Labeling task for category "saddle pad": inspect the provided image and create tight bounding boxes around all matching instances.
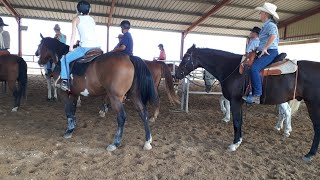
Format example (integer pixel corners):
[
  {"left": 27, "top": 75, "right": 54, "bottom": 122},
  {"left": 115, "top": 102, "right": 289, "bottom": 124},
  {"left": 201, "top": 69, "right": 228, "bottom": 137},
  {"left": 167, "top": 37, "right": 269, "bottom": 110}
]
[
  {"left": 262, "top": 59, "right": 297, "bottom": 76},
  {"left": 76, "top": 48, "right": 103, "bottom": 64}
]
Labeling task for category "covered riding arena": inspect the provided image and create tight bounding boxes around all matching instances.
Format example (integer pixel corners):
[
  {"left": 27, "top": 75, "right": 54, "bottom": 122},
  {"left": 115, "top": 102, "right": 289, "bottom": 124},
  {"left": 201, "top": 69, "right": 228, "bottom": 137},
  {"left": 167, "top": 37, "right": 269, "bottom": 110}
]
[{"left": 0, "top": 0, "right": 319, "bottom": 179}]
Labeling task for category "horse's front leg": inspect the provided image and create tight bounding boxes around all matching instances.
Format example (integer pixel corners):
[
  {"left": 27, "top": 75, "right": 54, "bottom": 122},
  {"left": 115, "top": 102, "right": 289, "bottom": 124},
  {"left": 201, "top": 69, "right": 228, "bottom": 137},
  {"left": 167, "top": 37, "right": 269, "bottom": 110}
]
[
  {"left": 63, "top": 94, "right": 78, "bottom": 139},
  {"left": 282, "top": 102, "right": 292, "bottom": 137},
  {"left": 228, "top": 100, "right": 243, "bottom": 152},
  {"left": 53, "top": 81, "right": 58, "bottom": 101},
  {"left": 46, "top": 76, "right": 52, "bottom": 101}
]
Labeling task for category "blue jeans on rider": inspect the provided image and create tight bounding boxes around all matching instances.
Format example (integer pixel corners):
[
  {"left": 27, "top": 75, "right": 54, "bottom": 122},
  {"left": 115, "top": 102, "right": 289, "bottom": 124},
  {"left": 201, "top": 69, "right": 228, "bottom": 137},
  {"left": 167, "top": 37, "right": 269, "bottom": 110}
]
[
  {"left": 60, "top": 47, "right": 93, "bottom": 80},
  {"left": 251, "top": 49, "right": 279, "bottom": 96}
]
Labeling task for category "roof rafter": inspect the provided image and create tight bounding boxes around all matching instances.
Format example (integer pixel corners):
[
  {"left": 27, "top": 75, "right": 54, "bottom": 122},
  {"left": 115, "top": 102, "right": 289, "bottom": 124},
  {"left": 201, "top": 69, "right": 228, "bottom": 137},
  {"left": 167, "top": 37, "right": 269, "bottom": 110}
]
[
  {"left": 278, "top": 4, "right": 320, "bottom": 29},
  {"left": 57, "top": 0, "right": 261, "bottom": 23},
  {"left": 184, "top": 0, "right": 231, "bottom": 33},
  {"left": 174, "top": 0, "right": 300, "bottom": 14},
  {"left": 0, "top": 0, "right": 20, "bottom": 21},
  {"left": 0, "top": 4, "right": 249, "bottom": 31},
  {"left": 107, "top": 0, "right": 116, "bottom": 26}
]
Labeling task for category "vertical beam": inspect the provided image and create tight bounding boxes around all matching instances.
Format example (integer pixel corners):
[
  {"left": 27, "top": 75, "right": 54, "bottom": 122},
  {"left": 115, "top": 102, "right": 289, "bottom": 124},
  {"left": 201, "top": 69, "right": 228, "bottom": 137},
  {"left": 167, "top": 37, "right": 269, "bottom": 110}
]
[
  {"left": 107, "top": 25, "right": 110, "bottom": 52},
  {"left": 283, "top": 26, "right": 287, "bottom": 40},
  {"left": 180, "top": 32, "right": 185, "bottom": 60},
  {"left": 180, "top": 31, "right": 185, "bottom": 111},
  {"left": 278, "top": 5, "right": 320, "bottom": 29},
  {"left": 1, "top": 0, "right": 22, "bottom": 56},
  {"left": 184, "top": 0, "right": 231, "bottom": 33},
  {"left": 17, "top": 17, "right": 22, "bottom": 57},
  {"left": 107, "top": 0, "right": 116, "bottom": 52}
]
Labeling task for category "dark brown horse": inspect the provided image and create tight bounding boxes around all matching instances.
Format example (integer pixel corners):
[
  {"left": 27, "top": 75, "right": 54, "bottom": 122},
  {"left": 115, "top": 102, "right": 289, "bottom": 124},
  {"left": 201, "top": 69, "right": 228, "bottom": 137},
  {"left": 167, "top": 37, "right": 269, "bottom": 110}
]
[
  {"left": 36, "top": 36, "right": 158, "bottom": 151},
  {"left": 0, "top": 54, "right": 27, "bottom": 111},
  {"left": 175, "top": 44, "right": 320, "bottom": 162}
]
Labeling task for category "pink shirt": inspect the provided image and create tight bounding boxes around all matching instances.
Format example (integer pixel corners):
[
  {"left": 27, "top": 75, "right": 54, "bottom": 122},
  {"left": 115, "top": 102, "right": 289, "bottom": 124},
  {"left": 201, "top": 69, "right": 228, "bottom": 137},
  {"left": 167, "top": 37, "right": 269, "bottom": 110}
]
[{"left": 159, "top": 50, "right": 166, "bottom": 60}]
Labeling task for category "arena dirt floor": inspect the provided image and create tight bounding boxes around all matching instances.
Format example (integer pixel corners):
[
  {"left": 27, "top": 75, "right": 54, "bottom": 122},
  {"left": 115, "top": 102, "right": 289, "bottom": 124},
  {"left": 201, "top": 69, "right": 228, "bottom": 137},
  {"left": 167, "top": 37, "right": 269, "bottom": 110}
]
[{"left": 0, "top": 75, "right": 319, "bottom": 179}]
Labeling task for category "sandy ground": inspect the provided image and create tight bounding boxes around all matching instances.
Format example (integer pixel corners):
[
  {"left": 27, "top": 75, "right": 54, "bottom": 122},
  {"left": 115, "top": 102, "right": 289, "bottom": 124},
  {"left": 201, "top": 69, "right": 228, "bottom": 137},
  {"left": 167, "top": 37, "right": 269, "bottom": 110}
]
[{"left": 0, "top": 75, "right": 319, "bottom": 179}]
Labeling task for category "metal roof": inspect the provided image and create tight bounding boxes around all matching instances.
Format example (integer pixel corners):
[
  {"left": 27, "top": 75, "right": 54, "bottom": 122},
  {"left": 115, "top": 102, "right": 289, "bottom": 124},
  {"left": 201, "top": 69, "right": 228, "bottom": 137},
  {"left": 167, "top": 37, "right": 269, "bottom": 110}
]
[{"left": 0, "top": 0, "right": 319, "bottom": 39}]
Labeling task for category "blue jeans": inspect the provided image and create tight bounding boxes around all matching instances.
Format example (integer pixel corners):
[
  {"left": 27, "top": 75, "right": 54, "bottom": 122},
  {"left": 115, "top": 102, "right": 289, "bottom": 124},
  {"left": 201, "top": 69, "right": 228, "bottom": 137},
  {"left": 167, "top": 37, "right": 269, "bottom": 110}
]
[
  {"left": 60, "top": 47, "right": 93, "bottom": 79},
  {"left": 251, "top": 49, "right": 278, "bottom": 96},
  {"left": 46, "top": 61, "right": 51, "bottom": 70}
]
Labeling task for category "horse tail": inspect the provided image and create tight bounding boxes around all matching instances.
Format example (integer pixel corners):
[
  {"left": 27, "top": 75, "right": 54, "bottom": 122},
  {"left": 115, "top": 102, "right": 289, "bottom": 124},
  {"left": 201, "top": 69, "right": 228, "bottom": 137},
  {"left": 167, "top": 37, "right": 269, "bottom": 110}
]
[
  {"left": 289, "top": 99, "right": 301, "bottom": 116},
  {"left": 130, "top": 56, "right": 159, "bottom": 106},
  {"left": 159, "top": 61, "right": 180, "bottom": 105},
  {"left": 17, "top": 57, "right": 28, "bottom": 99}
]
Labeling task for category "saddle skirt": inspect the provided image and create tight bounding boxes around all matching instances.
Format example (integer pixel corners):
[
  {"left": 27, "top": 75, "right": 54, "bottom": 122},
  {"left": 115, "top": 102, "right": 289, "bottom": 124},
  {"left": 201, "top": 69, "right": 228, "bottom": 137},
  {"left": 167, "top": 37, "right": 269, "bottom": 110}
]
[
  {"left": 75, "top": 48, "right": 103, "bottom": 63},
  {"left": 262, "top": 59, "right": 297, "bottom": 76},
  {"left": 239, "top": 52, "right": 298, "bottom": 76}
]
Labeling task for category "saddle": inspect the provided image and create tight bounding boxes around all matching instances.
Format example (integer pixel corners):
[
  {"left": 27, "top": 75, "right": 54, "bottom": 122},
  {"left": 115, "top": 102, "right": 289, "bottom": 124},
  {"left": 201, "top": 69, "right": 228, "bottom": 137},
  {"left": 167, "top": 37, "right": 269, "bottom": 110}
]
[
  {"left": 75, "top": 48, "right": 103, "bottom": 64},
  {"left": 239, "top": 52, "right": 297, "bottom": 76},
  {"left": 0, "top": 50, "right": 10, "bottom": 56}
]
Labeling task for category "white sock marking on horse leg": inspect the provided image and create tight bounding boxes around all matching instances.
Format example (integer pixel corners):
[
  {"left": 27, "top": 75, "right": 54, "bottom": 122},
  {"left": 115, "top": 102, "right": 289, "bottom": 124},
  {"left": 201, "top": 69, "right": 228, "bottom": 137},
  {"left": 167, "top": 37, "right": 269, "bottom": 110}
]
[
  {"left": 47, "top": 77, "right": 52, "bottom": 99},
  {"left": 143, "top": 135, "right": 152, "bottom": 150},
  {"left": 11, "top": 107, "right": 18, "bottom": 112},
  {"left": 80, "top": 89, "right": 90, "bottom": 97},
  {"left": 228, "top": 138, "right": 242, "bottom": 152}
]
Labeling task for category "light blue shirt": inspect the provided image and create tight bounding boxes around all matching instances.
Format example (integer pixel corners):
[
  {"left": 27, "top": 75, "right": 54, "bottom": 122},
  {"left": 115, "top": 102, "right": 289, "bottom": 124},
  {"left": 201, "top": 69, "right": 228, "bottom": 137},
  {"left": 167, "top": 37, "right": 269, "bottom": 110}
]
[
  {"left": 246, "top": 37, "right": 259, "bottom": 53},
  {"left": 258, "top": 19, "right": 279, "bottom": 51}
]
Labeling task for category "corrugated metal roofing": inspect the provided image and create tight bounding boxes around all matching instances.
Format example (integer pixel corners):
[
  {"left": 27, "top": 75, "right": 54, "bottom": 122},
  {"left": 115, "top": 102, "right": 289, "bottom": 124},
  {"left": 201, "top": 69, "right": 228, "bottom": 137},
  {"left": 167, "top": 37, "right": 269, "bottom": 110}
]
[{"left": 0, "top": 0, "right": 319, "bottom": 39}]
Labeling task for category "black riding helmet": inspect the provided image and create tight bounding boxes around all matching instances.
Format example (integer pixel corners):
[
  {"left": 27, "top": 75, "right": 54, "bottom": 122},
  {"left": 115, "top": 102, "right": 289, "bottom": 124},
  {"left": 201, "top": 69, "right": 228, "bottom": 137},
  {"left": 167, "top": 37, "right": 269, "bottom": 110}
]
[
  {"left": 77, "top": 0, "right": 90, "bottom": 15},
  {"left": 120, "top": 20, "right": 131, "bottom": 30}
]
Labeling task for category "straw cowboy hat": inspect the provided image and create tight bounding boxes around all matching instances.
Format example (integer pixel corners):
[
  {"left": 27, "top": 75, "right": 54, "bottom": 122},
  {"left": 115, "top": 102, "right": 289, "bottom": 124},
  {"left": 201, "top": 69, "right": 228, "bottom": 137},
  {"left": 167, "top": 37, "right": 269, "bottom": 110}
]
[{"left": 255, "top": 2, "right": 279, "bottom": 20}]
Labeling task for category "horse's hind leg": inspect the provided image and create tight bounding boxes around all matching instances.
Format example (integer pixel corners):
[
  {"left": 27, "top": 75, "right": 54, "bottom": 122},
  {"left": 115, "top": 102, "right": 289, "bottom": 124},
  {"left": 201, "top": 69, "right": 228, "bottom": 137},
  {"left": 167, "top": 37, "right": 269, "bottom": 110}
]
[
  {"left": 106, "top": 96, "right": 126, "bottom": 152},
  {"left": 63, "top": 94, "right": 78, "bottom": 139},
  {"left": 7, "top": 80, "right": 19, "bottom": 112},
  {"left": 303, "top": 102, "right": 320, "bottom": 162},
  {"left": 132, "top": 97, "right": 153, "bottom": 150}
]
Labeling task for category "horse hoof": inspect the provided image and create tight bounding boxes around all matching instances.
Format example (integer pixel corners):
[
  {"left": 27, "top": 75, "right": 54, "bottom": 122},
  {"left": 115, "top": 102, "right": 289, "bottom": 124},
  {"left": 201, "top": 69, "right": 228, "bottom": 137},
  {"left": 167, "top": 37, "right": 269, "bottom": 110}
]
[
  {"left": 222, "top": 118, "right": 230, "bottom": 123},
  {"left": 302, "top": 155, "right": 313, "bottom": 162},
  {"left": 64, "top": 133, "right": 72, "bottom": 139},
  {"left": 274, "top": 126, "right": 281, "bottom": 131},
  {"left": 143, "top": 142, "right": 152, "bottom": 150},
  {"left": 47, "top": 98, "right": 51, "bottom": 101},
  {"left": 106, "top": 144, "right": 117, "bottom": 152},
  {"left": 227, "top": 144, "right": 237, "bottom": 152},
  {"left": 149, "top": 117, "right": 155, "bottom": 123},
  {"left": 64, "top": 129, "right": 74, "bottom": 139},
  {"left": 11, "top": 107, "right": 18, "bottom": 112},
  {"left": 99, "top": 111, "right": 106, "bottom": 118}
]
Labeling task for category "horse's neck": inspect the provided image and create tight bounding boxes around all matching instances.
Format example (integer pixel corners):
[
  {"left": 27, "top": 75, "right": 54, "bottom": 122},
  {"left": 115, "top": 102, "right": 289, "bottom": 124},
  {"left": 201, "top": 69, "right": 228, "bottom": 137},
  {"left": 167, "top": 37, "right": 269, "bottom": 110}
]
[{"left": 199, "top": 53, "right": 241, "bottom": 82}]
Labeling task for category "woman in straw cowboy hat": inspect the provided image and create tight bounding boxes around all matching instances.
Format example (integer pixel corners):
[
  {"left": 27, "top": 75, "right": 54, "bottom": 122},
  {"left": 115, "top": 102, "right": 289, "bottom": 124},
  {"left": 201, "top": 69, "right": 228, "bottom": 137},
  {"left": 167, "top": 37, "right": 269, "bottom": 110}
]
[{"left": 243, "top": 2, "right": 280, "bottom": 104}]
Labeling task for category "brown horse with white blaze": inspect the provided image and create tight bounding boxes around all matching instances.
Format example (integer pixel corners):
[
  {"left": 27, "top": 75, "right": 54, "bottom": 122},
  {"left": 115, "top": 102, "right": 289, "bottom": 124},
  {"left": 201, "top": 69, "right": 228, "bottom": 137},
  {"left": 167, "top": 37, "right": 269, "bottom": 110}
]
[{"left": 36, "top": 35, "right": 159, "bottom": 151}]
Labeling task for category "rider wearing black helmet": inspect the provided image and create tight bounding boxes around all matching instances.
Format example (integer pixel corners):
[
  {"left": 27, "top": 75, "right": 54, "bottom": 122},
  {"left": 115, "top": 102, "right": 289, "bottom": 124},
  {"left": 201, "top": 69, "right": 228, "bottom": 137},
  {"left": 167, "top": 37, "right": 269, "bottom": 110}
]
[
  {"left": 112, "top": 20, "right": 133, "bottom": 56},
  {"left": 60, "top": 0, "right": 100, "bottom": 91}
]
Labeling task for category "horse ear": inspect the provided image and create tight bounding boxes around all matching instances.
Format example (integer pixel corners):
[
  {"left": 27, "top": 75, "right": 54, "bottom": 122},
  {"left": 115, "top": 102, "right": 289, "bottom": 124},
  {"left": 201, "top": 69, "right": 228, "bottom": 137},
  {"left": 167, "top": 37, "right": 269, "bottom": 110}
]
[
  {"left": 40, "top": 33, "right": 44, "bottom": 39},
  {"left": 192, "top": 44, "right": 196, "bottom": 49}
]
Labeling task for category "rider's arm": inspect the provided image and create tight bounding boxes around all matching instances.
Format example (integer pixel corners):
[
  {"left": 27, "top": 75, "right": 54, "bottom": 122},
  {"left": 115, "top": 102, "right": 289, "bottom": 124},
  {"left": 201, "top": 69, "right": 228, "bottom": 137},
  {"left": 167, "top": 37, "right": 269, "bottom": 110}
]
[
  {"left": 69, "top": 17, "right": 79, "bottom": 52},
  {"left": 113, "top": 45, "right": 126, "bottom": 52},
  {"left": 263, "top": 35, "right": 276, "bottom": 50}
]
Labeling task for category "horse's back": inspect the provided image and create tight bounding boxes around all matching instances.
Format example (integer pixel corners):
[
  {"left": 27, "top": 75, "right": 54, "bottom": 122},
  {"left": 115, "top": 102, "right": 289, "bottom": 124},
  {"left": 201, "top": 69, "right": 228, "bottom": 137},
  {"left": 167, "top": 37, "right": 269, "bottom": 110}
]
[{"left": 87, "top": 52, "right": 134, "bottom": 95}]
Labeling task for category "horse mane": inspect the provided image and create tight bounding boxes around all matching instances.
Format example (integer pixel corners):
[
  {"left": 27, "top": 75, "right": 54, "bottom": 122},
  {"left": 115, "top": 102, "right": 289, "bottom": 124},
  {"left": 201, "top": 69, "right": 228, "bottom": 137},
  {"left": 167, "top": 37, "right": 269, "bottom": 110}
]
[
  {"left": 42, "top": 37, "right": 69, "bottom": 57},
  {"left": 197, "top": 48, "right": 242, "bottom": 60}
]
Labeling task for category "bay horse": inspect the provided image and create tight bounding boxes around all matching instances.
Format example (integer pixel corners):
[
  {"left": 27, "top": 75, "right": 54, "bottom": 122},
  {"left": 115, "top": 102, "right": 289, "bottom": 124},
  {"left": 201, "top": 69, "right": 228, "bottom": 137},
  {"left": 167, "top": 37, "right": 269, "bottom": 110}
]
[
  {"left": 0, "top": 54, "right": 27, "bottom": 112},
  {"left": 36, "top": 35, "right": 159, "bottom": 151},
  {"left": 99, "top": 60, "right": 180, "bottom": 121},
  {"left": 175, "top": 44, "right": 320, "bottom": 162}
]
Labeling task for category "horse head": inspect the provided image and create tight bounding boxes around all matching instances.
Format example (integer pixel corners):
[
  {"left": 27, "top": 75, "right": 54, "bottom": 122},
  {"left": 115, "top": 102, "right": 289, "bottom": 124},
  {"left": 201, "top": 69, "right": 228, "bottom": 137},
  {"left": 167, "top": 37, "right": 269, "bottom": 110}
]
[
  {"left": 36, "top": 33, "right": 69, "bottom": 66},
  {"left": 175, "top": 44, "right": 200, "bottom": 79}
]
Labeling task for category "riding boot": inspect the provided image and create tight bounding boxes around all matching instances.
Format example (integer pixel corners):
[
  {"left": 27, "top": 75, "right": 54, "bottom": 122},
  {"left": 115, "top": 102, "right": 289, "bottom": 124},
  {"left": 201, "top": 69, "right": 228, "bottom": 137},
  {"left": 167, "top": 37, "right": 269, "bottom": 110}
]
[{"left": 60, "top": 79, "right": 70, "bottom": 91}]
